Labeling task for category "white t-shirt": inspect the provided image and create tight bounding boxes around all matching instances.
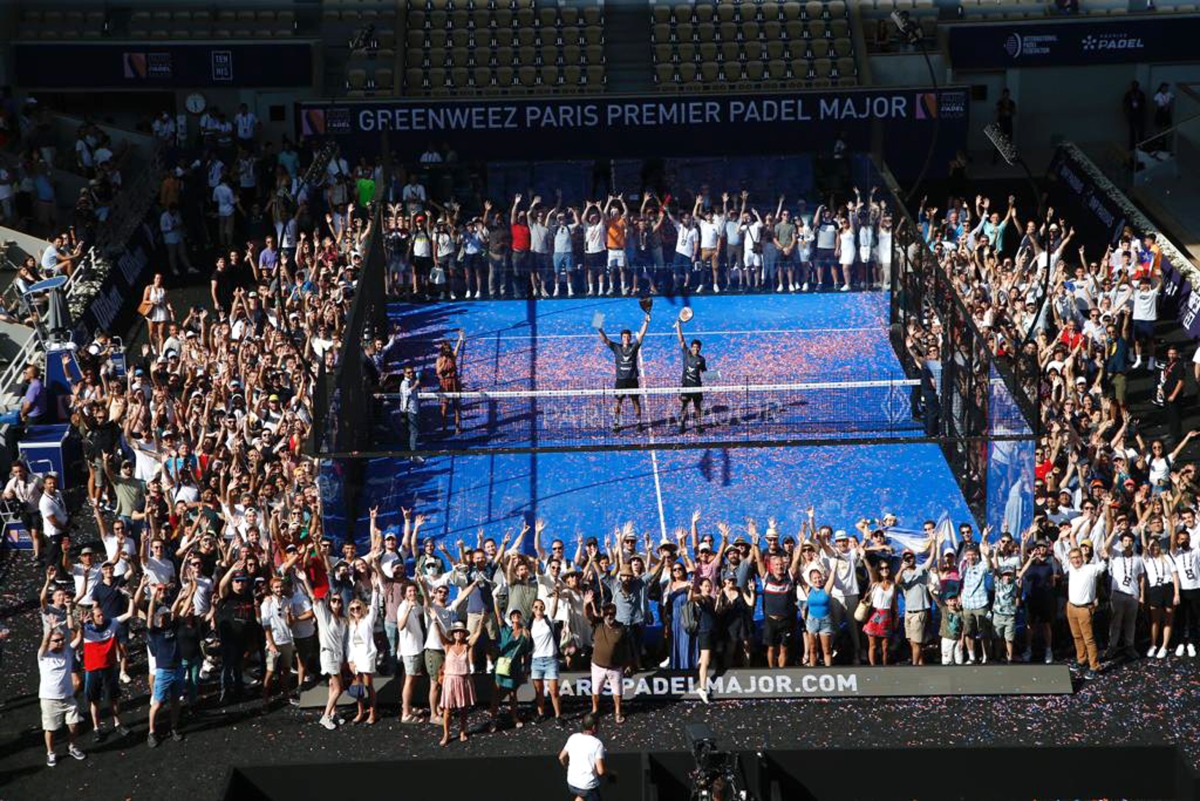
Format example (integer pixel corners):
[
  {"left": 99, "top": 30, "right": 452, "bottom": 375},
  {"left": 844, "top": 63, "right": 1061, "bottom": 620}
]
[
  {"left": 397, "top": 599, "right": 424, "bottom": 657},
  {"left": 1132, "top": 287, "right": 1159, "bottom": 322},
  {"left": 101, "top": 533, "right": 137, "bottom": 578},
  {"left": 1174, "top": 548, "right": 1200, "bottom": 591},
  {"left": 290, "top": 589, "right": 316, "bottom": 639},
  {"left": 423, "top": 603, "right": 455, "bottom": 651},
  {"left": 584, "top": 223, "right": 605, "bottom": 254},
  {"left": 72, "top": 563, "right": 102, "bottom": 606},
  {"left": 261, "top": 596, "right": 295, "bottom": 646},
  {"left": 530, "top": 616, "right": 557, "bottom": 659},
  {"left": 698, "top": 217, "right": 724, "bottom": 250},
  {"left": 40, "top": 245, "right": 62, "bottom": 272},
  {"left": 213, "top": 184, "right": 237, "bottom": 217},
  {"left": 144, "top": 555, "right": 176, "bottom": 587},
  {"left": 675, "top": 225, "right": 698, "bottom": 258},
  {"left": 39, "top": 491, "right": 68, "bottom": 538},
  {"left": 39, "top": 646, "right": 76, "bottom": 700},
  {"left": 563, "top": 732, "right": 605, "bottom": 791},
  {"left": 191, "top": 575, "right": 215, "bottom": 616},
  {"left": 1066, "top": 561, "right": 1107, "bottom": 605},
  {"left": 235, "top": 111, "right": 258, "bottom": 139}
]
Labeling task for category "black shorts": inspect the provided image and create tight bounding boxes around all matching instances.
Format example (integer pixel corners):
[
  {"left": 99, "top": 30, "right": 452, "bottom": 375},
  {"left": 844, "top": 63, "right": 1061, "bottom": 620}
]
[
  {"left": 412, "top": 255, "right": 433, "bottom": 275},
  {"left": 584, "top": 252, "right": 606, "bottom": 270},
  {"left": 1026, "top": 593, "right": 1055, "bottom": 625},
  {"left": 762, "top": 615, "right": 795, "bottom": 647},
  {"left": 295, "top": 634, "right": 318, "bottom": 668},
  {"left": 696, "top": 630, "right": 714, "bottom": 652},
  {"left": 85, "top": 666, "right": 119, "bottom": 703},
  {"left": 615, "top": 377, "right": 639, "bottom": 391},
  {"left": 681, "top": 389, "right": 703, "bottom": 407},
  {"left": 1145, "top": 584, "right": 1172, "bottom": 608}
]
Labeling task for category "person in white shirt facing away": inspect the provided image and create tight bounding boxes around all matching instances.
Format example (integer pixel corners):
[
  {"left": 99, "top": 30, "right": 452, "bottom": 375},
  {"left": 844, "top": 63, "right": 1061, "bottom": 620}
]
[{"left": 559, "top": 713, "right": 607, "bottom": 801}]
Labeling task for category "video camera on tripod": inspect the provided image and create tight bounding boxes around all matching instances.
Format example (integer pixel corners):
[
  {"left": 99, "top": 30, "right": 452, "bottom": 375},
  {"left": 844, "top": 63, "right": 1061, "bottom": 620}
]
[{"left": 685, "top": 723, "right": 752, "bottom": 801}]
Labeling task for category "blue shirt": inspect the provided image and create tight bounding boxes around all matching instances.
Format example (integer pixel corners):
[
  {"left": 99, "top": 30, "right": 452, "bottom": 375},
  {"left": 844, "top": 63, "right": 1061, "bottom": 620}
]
[
  {"left": 959, "top": 562, "right": 990, "bottom": 610},
  {"left": 23, "top": 378, "right": 47, "bottom": 421}
]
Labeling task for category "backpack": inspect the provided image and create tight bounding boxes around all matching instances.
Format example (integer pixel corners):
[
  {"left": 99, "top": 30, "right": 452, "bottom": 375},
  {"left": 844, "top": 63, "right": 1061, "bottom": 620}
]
[{"left": 680, "top": 600, "right": 700, "bottom": 635}]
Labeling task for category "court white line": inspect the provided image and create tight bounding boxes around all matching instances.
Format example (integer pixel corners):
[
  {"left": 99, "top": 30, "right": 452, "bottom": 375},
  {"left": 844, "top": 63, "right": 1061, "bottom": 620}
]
[
  {"left": 400, "top": 326, "right": 886, "bottom": 341},
  {"left": 399, "top": 377, "right": 920, "bottom": 401},
  {"left": 638, "top": 348, "right": 669, "bottom": 544}
]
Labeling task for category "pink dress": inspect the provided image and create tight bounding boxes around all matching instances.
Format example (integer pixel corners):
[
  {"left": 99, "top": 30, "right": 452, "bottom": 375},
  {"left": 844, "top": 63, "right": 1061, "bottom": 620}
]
[{"left": 440, "top": 646, "right": 475, "bottom": 711}]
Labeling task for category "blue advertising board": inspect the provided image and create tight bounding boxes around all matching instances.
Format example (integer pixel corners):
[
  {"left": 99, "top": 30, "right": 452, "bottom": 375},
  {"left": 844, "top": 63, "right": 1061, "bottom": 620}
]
[
  {"left": 299, "top": 87, "right": 970, "bottom": 182},
  {"left": 948, "top": 15, "right": 1200, "bottom": 70}
]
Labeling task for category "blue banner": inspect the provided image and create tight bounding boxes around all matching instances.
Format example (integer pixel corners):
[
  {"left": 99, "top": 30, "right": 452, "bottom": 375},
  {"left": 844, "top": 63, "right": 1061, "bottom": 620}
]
[
  {"left": 300, "top": 87, "right": 970, "bottom": 182},
  {"left": 73, "top": 214, "right": 160, "bottom": 345},
  {"left": 948, "top": 15, "right": 1200, "bottom": 69}
]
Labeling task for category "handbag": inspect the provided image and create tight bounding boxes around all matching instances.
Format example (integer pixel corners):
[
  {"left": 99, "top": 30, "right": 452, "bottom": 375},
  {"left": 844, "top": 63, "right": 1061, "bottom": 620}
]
[
  {"left": 854, "top": 598, "right": 871, "bottom": 623},
  {"left": 494, "top": 656, "right": 513, "bottom": 677},
  {"left": 137, "top": 298, "right": 154, "bottom": 317},
  {"left": 430, "top": 265, "right": 446, "bottom": 285}
]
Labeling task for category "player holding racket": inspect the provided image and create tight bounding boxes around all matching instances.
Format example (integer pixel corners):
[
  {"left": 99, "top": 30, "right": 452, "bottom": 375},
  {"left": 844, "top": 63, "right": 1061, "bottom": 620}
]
[
  {"left": 675, "top": 308, "right": 707, "bottom": 434},
  {"left": 598, "top": 305, "right": 651, "bottom": 432}
]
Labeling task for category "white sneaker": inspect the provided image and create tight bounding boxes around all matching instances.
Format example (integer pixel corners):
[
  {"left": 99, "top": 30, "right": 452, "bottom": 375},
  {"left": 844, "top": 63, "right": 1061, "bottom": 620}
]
[
  {"left": 449, "top": 293, "right": 457, "bottom": 300},
  {"left": 980, "top": 650, "right": 988, "bottom": 665},
  {"left": 713, "top": 285, "right": 720, "bottom": 294},
  {"left": 1148, "top": 645, "right": 1159, "bottom": 658},
  {"left": 319, "top": 716, "right": 336, "bottom": 731},
  {"left": 68, "top": 744, "right": 86, "bottom": 761},
  {"left": 1156, "top": 646, "right": 1168, "bottom": 659},
  {"left": 1176, "top": 643, "right": 1186, "bottom": 657},
  {"left": 46, "top": 751, "right": 57, "bottom": 767},
  {"left": 1189, "top": 643, "right": 1197, "bottom": 657},
  {"left": 586, "top": 288, "right": 594, "bottom": 296},
  {"left": 553, "top": 288, "right": 560, "bottom": 297},
  {"left": 776, "top": 284, "right": 784, "bottom": 293},
  {"left": 567, "top": 288, "right": 575, "bottom": 297},
  {"left": 965, "top": 651, "right": 975, "bottom": 664},
  {"left": 801, "top": 282, "right": 810, "bottom": 291},
  {"left": 840, "top": 283, "right": 851, "bottom": 292},
  {"left": 1044, "top": 649, "right": 1053, "bottom": 664},
  {"left": 119, "top": 672, "right": 132, "bottom": 685},
  {"left": 694, "top": 285, "right": 703, "bottom": 293},
  {"left": 697, "top": 687, "right": 710, "bottom": 704},
  {"left": 1131, "top": 356, "right": 1143, "bottom": 370},
  {"left": 659, "top": 657, "right": 670, "bottom": 668}
]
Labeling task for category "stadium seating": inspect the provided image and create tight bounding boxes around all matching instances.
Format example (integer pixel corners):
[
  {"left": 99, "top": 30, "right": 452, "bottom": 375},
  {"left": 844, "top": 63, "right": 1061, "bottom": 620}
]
[
  {"left": 651, "top": 0, "right": 859, "bottom": 91},
  {"left": 17, "top": 4, "right": 298, "bottom": 41},
  {"left": 402, "top": 0, "right": 606, "bottom": 96}
]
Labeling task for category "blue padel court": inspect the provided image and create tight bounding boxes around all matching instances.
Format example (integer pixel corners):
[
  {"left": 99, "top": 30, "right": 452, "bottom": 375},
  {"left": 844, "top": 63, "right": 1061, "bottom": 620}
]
[
  {"left": 378, "top": 292, "right": 921, "bottom": 450},
  {"left": 335, "top": 293, "right": 972, "bottom": 544}
]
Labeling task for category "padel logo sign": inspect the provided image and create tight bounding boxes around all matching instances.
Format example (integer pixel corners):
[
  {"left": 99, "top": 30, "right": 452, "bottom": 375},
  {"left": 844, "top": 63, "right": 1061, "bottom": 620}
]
[
  {"left": 516, "top": 666, "right": 1073, "bottom": 701},
  {"left": 556, "top": 670, "right": 860, "bottom": 700},
  {"left": 950, "top": 16, "right": 1200, "bottom": 68}
]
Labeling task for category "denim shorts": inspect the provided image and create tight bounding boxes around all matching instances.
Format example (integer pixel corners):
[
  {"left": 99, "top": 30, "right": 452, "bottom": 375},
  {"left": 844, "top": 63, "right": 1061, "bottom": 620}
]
[
  {"left": 530, "top": 655, "right": 559, "bottom": 680},
  {"left": 153, "top": 667, "right": 184, "bottom": 704},
  {"left": 805, "top": 615, "right": 833, "bottom": 635}
]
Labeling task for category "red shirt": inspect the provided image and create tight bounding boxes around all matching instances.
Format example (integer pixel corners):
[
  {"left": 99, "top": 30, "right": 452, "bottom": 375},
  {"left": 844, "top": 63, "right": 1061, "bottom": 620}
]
[
  {"left": 1034, "top": 458, "right": 1053, "bottom": 482},
  {"left": 511, "top": 223, "right": 531, "bottom": 252},
  {"left": 82, "top": 619, "right": 120, "bottom": 671},
  {"left": 305, "top": 555, "right": 330, "bottom": 600},
  {"left": 1059, "top": 330, "right": 1083, "bottom": 350}
]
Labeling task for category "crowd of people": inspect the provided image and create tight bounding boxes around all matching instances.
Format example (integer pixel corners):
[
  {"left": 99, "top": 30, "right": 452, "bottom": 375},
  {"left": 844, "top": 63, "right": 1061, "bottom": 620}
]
[
  {"left": 23, "top": 482, "right": 1200, "bottom": 763},
  {"left": 3, "top": 113, "right": 1199, "bottom": 777},
  {"left": 6, "top": 122, "right": 377, "bottom": 764},
  {"left": 381, "top": 180, "right": 895, "bottom": 300}
]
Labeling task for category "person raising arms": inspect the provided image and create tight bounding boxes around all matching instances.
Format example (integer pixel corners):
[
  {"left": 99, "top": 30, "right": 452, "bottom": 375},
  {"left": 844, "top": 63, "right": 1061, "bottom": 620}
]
[
  {"left": 598, "top": 308, "right": 651, "bottom": 433},
  {"left": 675, "top": 317, "right": 707, "bottom": 435}
]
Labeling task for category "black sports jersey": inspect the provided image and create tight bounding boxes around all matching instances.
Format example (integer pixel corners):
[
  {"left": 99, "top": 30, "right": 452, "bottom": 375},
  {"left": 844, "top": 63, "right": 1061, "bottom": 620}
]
[
  {"left": 609, "top": 340, "right": 640, "bottom": 381},
  {"left": 682, "top": 348, "right": 706, "bottom": 387}
]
